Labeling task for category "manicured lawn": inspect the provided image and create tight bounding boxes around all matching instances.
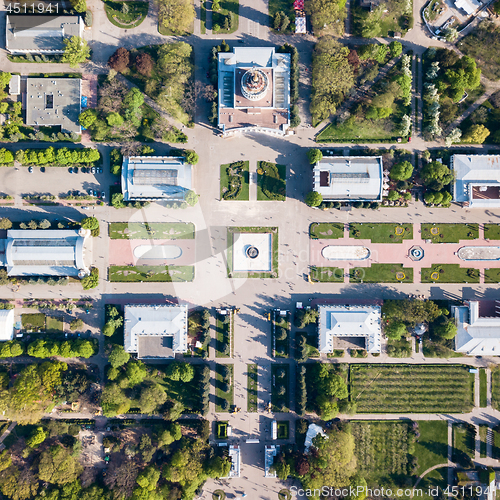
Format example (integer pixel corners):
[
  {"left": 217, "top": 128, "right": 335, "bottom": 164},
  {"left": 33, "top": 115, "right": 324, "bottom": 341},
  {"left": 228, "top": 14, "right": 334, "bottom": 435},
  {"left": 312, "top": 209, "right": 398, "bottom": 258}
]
[
  {"left": 271, "top": 363, "right": 289, "bottom": 413},
  {"left": 309, "top": 222, "right": 344, "bottom": 239},
  {"left": 103, "top": 0, "right": 148, "bottom": 28},
  {"left": 317, "top": 116, "right": 398, "bottom": 142},
  {"left": 247, "top": 364, "right": 258, "bottom": 412},
  {"left": 491, "top": 369, "right": 500, "bottom": 410},
  {"left": 108, "top": 265, "right": 194, "bottom": 282},
  {"left": 452, "top": 424, "right": 475, "bottom": 462},
  {"left": 421, "top": 264, "right": 479, "bottom": 284},
  {"left": 310, "top": 267, "right": 344, "bottom": 282},
  {"left": 21, "top": 313, "right": 46, "bottom": 332},
  {"left": 277, "top": 421, "right": 289, "bottom": 439},
  {"left": 212, "top": 0, "right": 239, "bottom": 34},
  {"left": 216, "top": 311, "right": 231, "bottom": 358},
  {"left": 485, "top": 269, "right": 500, "bottom": 283},
  {"left": 351, "top": 421, "right": 411, "bottom": 482},
  {"left": 350, "top": 264, "right": 413, "bottom": 283},
  {"left": 480, "top": 369, "right": 487, "bottom": 408},
  {"left": 413, "top": 421, "right": 449, "bottom": 475},
  {"left": 353, "top": 0, "right": 412, "bottom": 37},
  {"left": 350, "top": 223, "right": 413, "bottom": 243},
  {"left": 109, "top": 222, "right": 195, "bottom": 239},
  {"left": 201, "top": 0, "right": 206, "bottom": 34},
  {"left": 295, "top": 332, "right": 320, "bottom": 359},
  {"left": 386, "top": 337, "right": 412, "bottom": 357},
  {"left": 484, "top": 224, "right": 500, "bottom": 240},
  {"left": 479, "top": 425, "right": 488, "bottom": 458},
  {"left": 350, "top": 364, "right": 474, "bottom": 413},
  {"left": 494, "top": 429, "right": 500, "bottom": 459},
  {"left": 215, "top": 363, "right": 234, "bottom": 412},
  {"left": 227, "top": 227, "right": 279, "bottom": 278},
  {"left": 257, "top": 162, "right": 286, "bottom": 201},
  {"left": 220, "top": 161, "right": 249, "bottom": 201},
  {"left": 274, "top": 313, "right": 290, "bottom": 358},
  {"left": 46, "top": 316, "right": 64, "bottom": 334},
  {"left": 421, "top": 223, "right": 479, "bottom": 243}
]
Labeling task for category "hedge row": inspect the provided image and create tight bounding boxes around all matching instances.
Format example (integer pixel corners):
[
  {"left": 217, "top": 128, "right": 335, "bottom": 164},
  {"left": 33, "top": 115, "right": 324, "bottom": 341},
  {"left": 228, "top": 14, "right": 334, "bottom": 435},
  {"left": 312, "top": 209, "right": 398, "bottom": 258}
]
[{"left": 0, "top": 146, "right": 100, "bottom": 167}]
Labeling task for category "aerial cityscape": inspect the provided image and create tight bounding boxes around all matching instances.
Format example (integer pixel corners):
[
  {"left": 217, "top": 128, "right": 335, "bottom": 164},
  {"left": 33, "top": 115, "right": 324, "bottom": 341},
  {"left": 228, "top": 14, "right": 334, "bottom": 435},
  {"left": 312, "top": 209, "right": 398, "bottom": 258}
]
[{"left": 0, "top": 0, "right": 500, "bottom": 498}]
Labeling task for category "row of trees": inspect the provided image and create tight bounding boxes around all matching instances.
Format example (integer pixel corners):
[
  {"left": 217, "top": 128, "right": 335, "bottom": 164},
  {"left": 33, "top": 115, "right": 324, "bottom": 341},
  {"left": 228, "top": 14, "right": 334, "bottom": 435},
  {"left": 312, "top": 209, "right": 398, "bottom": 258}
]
[
  {"left": 4, "top": 147, "right": 101, "bottom": 167},
  {"left": 27, "top": 339, "right": 96, "bottom": 359}
]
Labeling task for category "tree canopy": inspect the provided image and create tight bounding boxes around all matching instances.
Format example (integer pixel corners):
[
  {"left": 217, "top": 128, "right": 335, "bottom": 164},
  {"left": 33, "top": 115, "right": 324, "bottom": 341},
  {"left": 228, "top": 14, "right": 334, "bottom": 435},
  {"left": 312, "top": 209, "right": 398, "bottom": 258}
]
[{"left": 62, "top": 37, "right": 90, "bottom": 68}]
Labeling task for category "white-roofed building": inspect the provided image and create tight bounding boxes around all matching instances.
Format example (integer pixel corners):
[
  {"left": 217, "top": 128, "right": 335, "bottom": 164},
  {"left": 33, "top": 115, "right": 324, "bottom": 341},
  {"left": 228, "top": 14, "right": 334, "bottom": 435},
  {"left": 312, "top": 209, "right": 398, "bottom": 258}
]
[
  {"left": 0, "top": 229, "right": 90, "bottom": 277},
  {"left": 318, "top": 304, "right": 382, "bottom": 354},
  {"left": 218, "top": 47, "right": 290, "bottom": 136},
  {"left": 304, "top": 424, "right": 328, "bottom": 453},
  {"left": 454, "top": 0, "right": 481, "bottom": 15},
  {"left": 124, "top": 304, "right": 188, "bottom": 359},
  {"left": 265, "top": 445, "right": 279, "bottom": 477},
  {"left": 223, "top": 445, "right": 241, "bottom": 478},
  {"left": 0, "top": 310, "right": 15, "bottom": 341},
  {"left": 121, "top": 156, "right": 193, "bottom": 202},
  {"left": 452, "top": 301, "right": 500, "bottom": 355},
  {"left": 313, "top": 156, "right": 383, "bottom": 202},
  {"left": 452, "top": 155, "right": 500, "bottom": 208}
]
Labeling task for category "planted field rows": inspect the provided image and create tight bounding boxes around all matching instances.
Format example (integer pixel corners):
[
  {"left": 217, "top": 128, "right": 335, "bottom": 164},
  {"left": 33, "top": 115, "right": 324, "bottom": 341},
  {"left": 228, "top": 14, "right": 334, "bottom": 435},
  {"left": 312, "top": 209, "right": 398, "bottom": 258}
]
[
  {"left": 350, "top": 365, "right": 474, "bottom": 413},
  {"left": 351, "top": 421, "right": 410, "bottom": 480}
]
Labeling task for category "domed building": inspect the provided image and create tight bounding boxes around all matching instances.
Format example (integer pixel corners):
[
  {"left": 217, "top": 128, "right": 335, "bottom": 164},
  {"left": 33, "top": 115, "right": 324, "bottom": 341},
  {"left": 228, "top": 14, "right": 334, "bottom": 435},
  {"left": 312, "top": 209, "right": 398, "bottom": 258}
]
[{"left": 217, "top": 47, "right": 291, "bottom": 136}]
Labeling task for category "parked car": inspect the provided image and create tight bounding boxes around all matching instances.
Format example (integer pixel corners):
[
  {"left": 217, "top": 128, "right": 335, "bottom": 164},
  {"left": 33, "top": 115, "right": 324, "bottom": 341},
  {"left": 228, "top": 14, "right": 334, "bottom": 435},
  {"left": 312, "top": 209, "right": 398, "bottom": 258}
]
[
  {"left": 74, "top": 167, "right": 79, "bottom": 173},
  {"left": 68, "top": 167, "right": 73, "bottom": 173},
  {"left": 101, "top": 192, "right": 106, "bottom": 200},
  {"left": 98, "top": 168, "right": 103, "bottom": 174},
  {"left": 91, "top": 167, "right": 96, "bottom": 174},
  {"left": 87, "top": 189, "right": 93, "bottom": 196},
  {"left": 28, "top": 166, "right": 33, "bottom": 173}
]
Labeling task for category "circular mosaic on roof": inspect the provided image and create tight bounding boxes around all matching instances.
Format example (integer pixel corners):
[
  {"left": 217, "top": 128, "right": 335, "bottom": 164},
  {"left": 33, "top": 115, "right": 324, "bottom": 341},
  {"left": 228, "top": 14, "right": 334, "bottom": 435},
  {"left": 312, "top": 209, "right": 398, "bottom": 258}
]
[{"left": 241, "top": 68, "right": 269, "bottom": 101}]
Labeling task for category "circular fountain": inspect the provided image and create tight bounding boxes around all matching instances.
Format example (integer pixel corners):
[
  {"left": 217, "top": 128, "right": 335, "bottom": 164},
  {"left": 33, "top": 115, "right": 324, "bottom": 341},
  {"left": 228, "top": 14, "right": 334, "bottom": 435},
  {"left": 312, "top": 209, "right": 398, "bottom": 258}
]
[
  {"left": 246, "top": 246, "right": 260, "bottom": 259},
  {"left": 409, "top": 245, "right": 424, "bottom": 261}
]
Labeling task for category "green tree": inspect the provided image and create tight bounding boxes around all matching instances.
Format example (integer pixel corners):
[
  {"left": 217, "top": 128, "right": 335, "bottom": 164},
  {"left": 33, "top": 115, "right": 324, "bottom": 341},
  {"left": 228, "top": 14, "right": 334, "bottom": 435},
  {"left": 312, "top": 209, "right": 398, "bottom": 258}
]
[
  {"left": 26, "top": 426, "right": 48, "bottom": 448},
  {"left": 204, "top": 455, "right": 231, "bottom": 478},
  {"left": 390, "top": 161, "right": 413, "bottom": 181},
  {"left": 62, "top": 36, "right": 90, "bottom": 68},
  {"left": 38, "top": 446, "right": 84, "bottom": 485},
  {"left": 184, "top": 190, "right": 198, "bottom": 206},
  {"left": 0, "top": 72, "right": 11, "bottom": 90},
  {"left": 389, "top": 41, "right": 403, "bottom": 57},
  {"left": 138, "top": 383, "right": 167, "bottom": 414},
  {"left": 125, "top": 361, "right": 147, "bottom": 387},
  {"left": 382, "top": 299, "right": 441, "bottom": 326},
  {"left": 0, "top": 218, "right": 12, "bottom": 230},
  {"left": 434, "top": 321, "right": 457, "bottom": 339},
  {"left": 159, "top": 0, "right": 195, "bottom": 33},
  {"left": 101, "top": 383, "right": 131, "bottom": 417},
  {"left": 305, "top": 191, "right": 322, "bottom": 207},
  {"left": 112, "top": 192, "right": 126, "bottom": 208},
  {"left": 273, "top": 11, "right": 282, "bottom": 30},
  {"left": 305, "top": 0, "right": 347, "bottom": 34},
  {"left": 109, "top": 345, "right": 130, "bottom": 368},
  {"left": 124, "top": 88, "right": 144, "bottom": 110},
  {"left": 307, "top": 148, "right": 323, "bottom": 164},
  {"left": 107, "top": 112, "right": 124, "bottom": 126},
  {"left": 79, "top": 109, "right": 97, "bottom": 129},
  {"left": 420, "top": 161, "right": 454, "bottom": 190},
  {"left": 185, "top": 150, "right": 199, "bottom": 165},
  {"left": 462, "top": 124, "right": 490, "bottom": 144},
  {"left": 158, "top": 422, "right": 182, "bottom": 446},
  {"left": 80, "top": 216, "right": 99, "bottom": 231},
  {"left": 69, "top": 0, "right": 86, "bottom": 12},
  {"left": 385, "top": 321, "right": 407, "bottom": 340}
]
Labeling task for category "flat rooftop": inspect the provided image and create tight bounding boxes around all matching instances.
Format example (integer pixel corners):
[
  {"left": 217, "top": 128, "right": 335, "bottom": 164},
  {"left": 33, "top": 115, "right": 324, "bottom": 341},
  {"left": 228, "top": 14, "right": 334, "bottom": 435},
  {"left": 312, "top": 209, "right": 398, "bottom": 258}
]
[
  {"left": 6, "top": 15, "right": 82, "bottom": 54},
  {"left": 26, "top": 78, "right": 81, "bottom": 134}
]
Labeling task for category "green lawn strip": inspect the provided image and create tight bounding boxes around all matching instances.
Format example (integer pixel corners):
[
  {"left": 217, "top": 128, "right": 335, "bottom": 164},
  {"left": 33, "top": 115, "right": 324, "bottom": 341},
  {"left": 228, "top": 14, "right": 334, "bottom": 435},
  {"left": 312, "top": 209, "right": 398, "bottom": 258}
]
[
  {"left": 227, "top": 227, "right": 279, "bottom": 278},
  {"left": 108, "top": 265, "right": 194, "bottom": 282},
  {"left": 271, "top": 363, "right": 290, "bottom": 413},
  {"left": 351, "top": 421, "right": 411, "bottom": 483},
  {"left": 485, "top": 269, "right": 500, "bottom": 283},
  {"left": 421, "top": 264, "right": 479, "bottom": 284},
  {"left": 492, "top": 369, "right": 500, "bottom": 410},
  {"left": 109, "top": 222, "right": 195, "bottom": 239},
  {"left": 452, "top": 424, "right": 475, "bottom": 463},
  {"left": 413, "top": 421, "right": 449, "bottom": 475},
  {"left": 480, "top": 369, "right": 487, "bottom": 408},
  {"left": 350, "top": 364, "right": 474, "bottom": 413},
  {"left": 201, "top": 0, "right": 207, "bottom": 34},
  {"left": 212, "top": 0, "right": 239, "bottom": 34},
  {"left": 310, "top": 267, "right": 344, "bottom": 283},
  {"left": 274, "top": 312, "right": 290, "bottom": 358},
  {"left": 220, "top": 161, "right": 250, "bottom": 201},
  {"left": 349, "top": 223, "right": 413, "bottom": 243},
  {"left": 421, "top": 223, "right": 479, "bottom": 243},
  {"left": 316, "top": 116, "right": 399, "bottom": 143},
  {"left": 215, "top": 363, "right": 234, "bottom": 412},
  {"left": 247, "top": 364, "right": 258, "bottom": 412},
  {"left": 494, "top": 429, "right": 500, "bottom": 459},
  {"left": 484, "top": 224, "right": 500, "bottom": 240},
  {"left": 103, "top": 0, "right": 148, "bottom": 28},
  {"left": 352, "top": 0, "right": 412, "bottom": 37},
  {"left": 479, "top": 425, "right": 488, "bottom": 458},
  {"left": 216, "top": 312, "right": 231, "bottom": 358},
  {"left": 350, "top": 264, "right": 413, "bottom": 283},
  {"left": 46, "top": 316, "right": 64, "bottom": 333},
  {"left": 298, "top": 332, "right": 320, "bottom": 358},
  {"left": 257, "top": 162, "right": 286, "bottom": 201},
  {"left": 309, "top": 222, "right": 344, "bottom": 239},
  {"left": 21, "top": 313, "right": 46, "bottom": 332}
]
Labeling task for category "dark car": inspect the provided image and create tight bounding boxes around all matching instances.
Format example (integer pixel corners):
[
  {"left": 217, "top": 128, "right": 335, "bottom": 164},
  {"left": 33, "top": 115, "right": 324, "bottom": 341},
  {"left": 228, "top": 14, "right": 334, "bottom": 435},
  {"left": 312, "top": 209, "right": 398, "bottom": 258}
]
[
  {"left": 28, "top": 166, "right": 33, "bottom": 173},
  {"left": 74, "top": 167, "right": 79, "bottom": 173},
  {"left": 68, "top": 167, "right": 73, "bottom": 173}
]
